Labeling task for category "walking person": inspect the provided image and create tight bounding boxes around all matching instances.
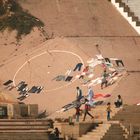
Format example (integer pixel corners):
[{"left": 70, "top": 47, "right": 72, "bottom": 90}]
[
  {"left": 83, "top": 99, "right": 94, "bottom": 121},
  {"left": 75, "top": 104, "right": 82, "bottom": 122},
  {"left": 106, "top": 102, "right": 112, "bottom": 121},
  {"left": 101, "top": 70, "right": 108, "bottom": 89},
  {"left": 76, "top": 87, "right": 82, "bottom": 101}
]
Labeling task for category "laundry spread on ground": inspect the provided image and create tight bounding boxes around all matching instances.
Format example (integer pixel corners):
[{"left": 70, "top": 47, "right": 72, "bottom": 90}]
[{"left": 3, "top": 53, "right": 125, "bottom": 107}]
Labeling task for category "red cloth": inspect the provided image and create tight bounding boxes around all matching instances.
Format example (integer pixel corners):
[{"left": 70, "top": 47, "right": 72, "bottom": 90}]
[
  {"left": 75, "top": 108, "right": 81, "bottom": 115},
  {"left": 83, "top": 66, "right": 89, "bottom": 73},
  {"left": 94, "top": 94, "right": 111, "bottom": 99},
  {"left": 85, "top": 104, "right": 90, "bottom": 111}
]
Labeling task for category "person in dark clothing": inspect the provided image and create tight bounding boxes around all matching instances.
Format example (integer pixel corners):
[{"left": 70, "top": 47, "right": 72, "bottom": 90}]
[
  {"left": 54, "top": 127, "right": 61, "bottom": 140},
  {"left": 73, "top": 63, "right": 83, "bottom": 71},
  {"left": 76, "top": 87, "right": 83, "bottom": 101},
  {"left": 115, "top": 60, "right": 124, "bottom": 67},
  {"left": 75, "top": 104, "right": 82, "bottom": 122},
  {"left": 114, "top": 95, "right": 123, "bottom": 108},
  {"left": 101, "top": 70, "right": 108, "bottom": 89},
  {"left": 83, "top": 99, "right": 94, "bottom": 121}
]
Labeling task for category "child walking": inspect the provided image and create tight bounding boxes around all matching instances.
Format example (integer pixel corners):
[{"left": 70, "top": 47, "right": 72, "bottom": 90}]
[
  {"left": 83, "top": 99, "right": 94, "bottom": 121},
  {"left": 106, "top": 102, "right": 112, "bottom": 121}
]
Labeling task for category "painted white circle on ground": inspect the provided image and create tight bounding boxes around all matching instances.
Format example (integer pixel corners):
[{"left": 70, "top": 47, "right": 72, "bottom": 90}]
[{"left": 13, "top": 50, "right": 85, "bottom": 92}]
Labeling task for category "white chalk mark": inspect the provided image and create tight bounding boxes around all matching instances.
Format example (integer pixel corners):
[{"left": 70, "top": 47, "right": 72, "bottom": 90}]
[{"left": 13, "top": 50, "right": 84, "bottom": 92}]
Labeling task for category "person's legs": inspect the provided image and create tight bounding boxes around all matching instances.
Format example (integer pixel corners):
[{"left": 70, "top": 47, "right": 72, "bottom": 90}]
[
  {"left": 107, "top": 111, "right": 110, "bottom": 121},
  {"left": 105, "top": 80, "right": 108, "bottom": 87},
  {"left": 73, "top": 64, "right": 78, "bottom": 71},
  {"left": 114, "top": 102, "right": 117, "bottom": 107},
  {"left": 118, "top": 102, "right": 122, "bottom": 107},
  {"left": 120, "top": 102, "right": 123, "bottom": 106},
  {"left": 87, "top": 111, "right": 94, "bottom": 119},
  {"left": 101, "top": 81, "right": 107, "bottom": 89},
  {"left": 101, "top": 82, "right": 104, "bottom": 89},
  {"left": 76, "top": 114, "right": 79, "bottom": 122},
  {"left": 83, "top": 111, "right": 87, "bottom": 121},
  {"left": 115, "top": 101, "right": 122, "bottom": 108}
]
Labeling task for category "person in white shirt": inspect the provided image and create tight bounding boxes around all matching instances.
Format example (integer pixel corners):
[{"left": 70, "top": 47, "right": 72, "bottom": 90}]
[{"left": 87, "top": 86, "right": 94, "bottom": 106}]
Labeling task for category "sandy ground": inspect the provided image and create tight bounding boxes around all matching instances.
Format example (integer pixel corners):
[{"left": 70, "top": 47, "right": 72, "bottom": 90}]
[
  {"left": 0, "top": 0, "right": 140, "bottom": 117},
  {"left": 18, "top": 0, "right": 137, "bottom": 37}
]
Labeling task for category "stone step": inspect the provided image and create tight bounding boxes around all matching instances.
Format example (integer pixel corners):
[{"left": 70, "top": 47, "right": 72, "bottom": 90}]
[
  {"left": 94, "top": 126, "right": 110, "bottom": 130},
  {"left": 0, "top": 121, "right": 50, "bottom": 125},
  {"left": 0, "top": 119, "right": 50, "bottom": 122},
  {"left": 0, "top": 138, "right": 49, "bottom": 140},
  {"left": 102, "top": 135, "right": 126, "bottom": 140},
  {"left": 0, "top": 127, "right": 49, "bottom": 131},
  {"left": 0, "top": 119, "right": 51, "bottom": 125},
  {"left": 0, "top": 123, "right": 49, "bottom": 126},
  {"left": 0, "top": 133, "right": 49, "bottom": 140},
  {"left": 117, "top": 110, "right": 140, "bottom": 113},
  {"left": 81, "top": 135, "right": 102, "bottom": 140},
  {"left": 114, "top": 113, "right": 140, "bottom": 116},
  {"left": 0, "top": 130, "right": 48, "bottom": 133},
  {"left": 112, "top": 117, "right": 140, "bottom": 121},
  {"left": 78, "top": 123, "right": 111, "bottom": 140},
  {"left": 106, "top": 131, "right": 125, "bottom": 135},
  {"left": 112, "top": 115, "right": 140, "bottom": 118},
  {"left": 87, "top": 132, "right": 105, "bottom": 137}
]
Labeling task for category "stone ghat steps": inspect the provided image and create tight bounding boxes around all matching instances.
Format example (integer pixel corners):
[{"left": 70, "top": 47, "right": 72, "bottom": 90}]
[
  {"left": 77, "top": 105, "right": 140, "bottom": 140},
  {"left": 0, "top": 119, "right": 52, "bottom": 132},
  {"left": 101, "top": 124, "right": 127, "bottom": 140},
  {"left": 0, "top": 132, "right": 49, "bottom": 140},
  {"left": 120, "top": 105, "right": 140, "bottom": 110},
  {"left": 101, "top": 135, "right": 125, "bottom": 140},
  {"left": 0, "top": 119, "right": 51, "bottom": 124},
  {"left": 78, "top": 122, "right": 128, "bottom": 140},
  {"left": 0, "top": 126, "right": 49, "bottom": 130},
  {"left": 0, "top": 130, "right": 49, "bottom": 133},
  {"left": 111, "top": 105, "right": 140, "bottom": 123},
  {"left": 78, "top": 123, "right": 111, "bottom": 140},
  {"left": 122, "top": 0, "right": 140, "bottom": 20},
  {"left": 0, "top": 119, "right": 50, "bottom": 122},
  {"left": 0, "top": 123, "right": 49, "bottom": 126}
]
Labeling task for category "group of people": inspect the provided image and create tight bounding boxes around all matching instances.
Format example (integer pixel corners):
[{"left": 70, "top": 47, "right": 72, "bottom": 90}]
[
  {"left": 75, "top": 86, "right": 94, "bottom": 122},
  {"left": 106, "top": 95, "right": 123, "bottom": 121},
  {"left": 75, "top": 86, "right": 123, "bottom": 122}
]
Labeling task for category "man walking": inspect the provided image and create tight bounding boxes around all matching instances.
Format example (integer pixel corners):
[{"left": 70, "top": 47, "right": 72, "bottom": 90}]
[
  {"left": 101, "top": 70, "right": 108, "bottom": 89},
  {"left": 83, "top": 99, "right": 94, "bottom": 121}
]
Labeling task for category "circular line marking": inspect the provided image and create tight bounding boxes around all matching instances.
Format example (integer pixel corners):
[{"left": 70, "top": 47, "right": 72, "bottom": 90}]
[{"left": 13, "top": 50, "right": 85, "bottom": 92}]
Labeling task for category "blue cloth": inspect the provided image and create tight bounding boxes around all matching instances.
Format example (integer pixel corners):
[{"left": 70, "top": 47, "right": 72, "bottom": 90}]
[{"left": 88, "top": 88, "right": 94, "bottom": 101}]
